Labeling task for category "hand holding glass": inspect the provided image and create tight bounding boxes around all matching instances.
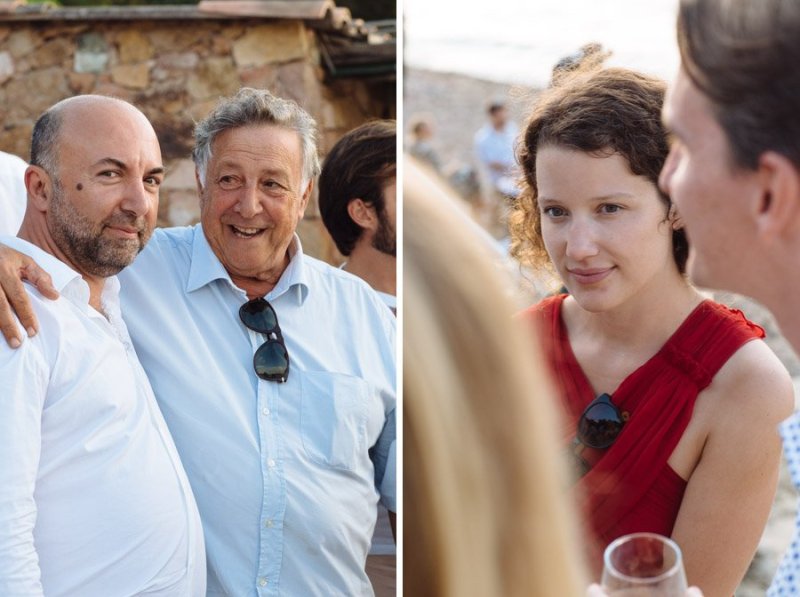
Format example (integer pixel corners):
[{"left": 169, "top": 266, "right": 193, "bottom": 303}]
[{"left": 601, "top": 533, "right": 688, "bottom": 596}]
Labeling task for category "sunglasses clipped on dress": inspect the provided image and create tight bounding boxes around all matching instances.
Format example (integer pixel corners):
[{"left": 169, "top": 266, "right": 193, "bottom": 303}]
[{"left": 571, "top": 392, "right": 626, "bottom": 478}]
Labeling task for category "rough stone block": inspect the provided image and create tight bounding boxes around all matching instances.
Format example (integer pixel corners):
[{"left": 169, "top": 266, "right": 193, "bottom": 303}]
[
  {"left": 67, "top": 72, "right": 96, "bottom": 95},
  {"left": 240, "top": 64, "right": 277, "bottom": 90},
  {"left": 31, "top": 37, "right": 73, "bottom": 70},
  {"left": 156, "top": 51, "right": 199, "bottom": 71},
  {"left": 74, "top": 33, "right": 109, "bottom": 74},
  {"left": 116, "top": 30, "right": 153, "bottom": 64},
  {"left": 7, "top": 29, "right": 38, "bottom": 60},
  {"left": 111, "top": 63, "right": 150, "bottom": 89},
  {"left": 187, "top": 56, "right": 239, "bottom": 100},
  {"left": 4, "top": 67, "right": 68, "bottom": 116},
  {"left": 232, "top": 22, "right": 308, "bottom": 67}
]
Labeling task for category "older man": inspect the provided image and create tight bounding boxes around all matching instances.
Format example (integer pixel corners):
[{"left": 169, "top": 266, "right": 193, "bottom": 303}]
[
  {"left": 0, "top": 88, "right": 396, "bottom": 596},
  {"left": 0, "top": 95, "right": 204, "bottom": 596},
  {"left": 659, "top": 0, "right": 800, "bottom": 594}
]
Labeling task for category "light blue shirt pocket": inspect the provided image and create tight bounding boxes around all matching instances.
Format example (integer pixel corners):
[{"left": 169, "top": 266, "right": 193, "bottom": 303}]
[{"left": 300, "top": 371, "right": 370, "bottom": 471}]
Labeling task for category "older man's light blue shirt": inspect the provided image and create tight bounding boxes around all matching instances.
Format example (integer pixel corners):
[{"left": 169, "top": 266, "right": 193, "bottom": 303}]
[{"left": 118, "top": 224, "right": 396, "bottom": 597}]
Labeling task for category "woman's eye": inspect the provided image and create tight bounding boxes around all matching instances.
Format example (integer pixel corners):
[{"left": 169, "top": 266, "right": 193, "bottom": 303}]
[
  {"left": 543, "top": 206, "right": 566, "bottom": 218},
  {"left": 600, "top": 204, "right": 622, "bottom": 214}
]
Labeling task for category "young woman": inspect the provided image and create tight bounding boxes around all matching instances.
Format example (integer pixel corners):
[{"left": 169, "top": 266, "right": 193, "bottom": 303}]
[{"left": 508, "top": 64, "right": 794, "bottom": 596}]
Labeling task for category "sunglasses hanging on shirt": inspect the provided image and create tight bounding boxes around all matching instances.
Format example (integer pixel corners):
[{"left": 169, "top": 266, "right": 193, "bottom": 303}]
[{"left": 239, "top": 298, "right": 290, "bottom": 383}]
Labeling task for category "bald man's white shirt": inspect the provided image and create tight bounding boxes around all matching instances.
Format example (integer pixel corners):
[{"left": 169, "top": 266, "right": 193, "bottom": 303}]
[
  {"left": 0, "top": 151, "right": 26, "bottom": 235},
  {"left": 0, "top": 236, "right": 205, "bottom": 597}
]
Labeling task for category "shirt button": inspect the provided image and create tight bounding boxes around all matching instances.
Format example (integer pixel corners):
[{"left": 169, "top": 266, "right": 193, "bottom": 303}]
[
  {"left": 264, "top": 519, "right": 273, "bottom": 528},
  {"left": 262, "top": 407, "right": 270, "bottom": 416},
  {"left": 267, "top": 459, "right": 276, "bottom": 468},
  {"left": 258, "top": 577, "right": 268, "bottom": 587}
]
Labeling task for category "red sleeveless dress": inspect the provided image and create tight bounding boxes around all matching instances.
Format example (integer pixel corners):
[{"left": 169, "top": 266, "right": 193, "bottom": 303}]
[{"left": 524, "top": 294, "right": 765, "bottom": 562}]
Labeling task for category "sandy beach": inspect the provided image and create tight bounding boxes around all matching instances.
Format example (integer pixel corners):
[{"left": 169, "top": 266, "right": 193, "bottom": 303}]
[{"left": 405, "top": 66, "right": 800, "bottom": 594}]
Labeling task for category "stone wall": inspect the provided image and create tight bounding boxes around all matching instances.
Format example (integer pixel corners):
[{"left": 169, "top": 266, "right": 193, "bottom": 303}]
[{"left": 0, "top": 13, "right": 395, "bottom": 263}]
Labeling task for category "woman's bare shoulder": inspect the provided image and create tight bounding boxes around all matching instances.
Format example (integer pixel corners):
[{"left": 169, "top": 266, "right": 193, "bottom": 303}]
[{"left": 708, "top": 339, "right": 794, "bottom": 425}]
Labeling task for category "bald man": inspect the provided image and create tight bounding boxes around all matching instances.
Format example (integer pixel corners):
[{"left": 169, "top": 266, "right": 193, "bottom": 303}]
[{"left": 0, "top": 96, "right": 204, "bottom": 596}]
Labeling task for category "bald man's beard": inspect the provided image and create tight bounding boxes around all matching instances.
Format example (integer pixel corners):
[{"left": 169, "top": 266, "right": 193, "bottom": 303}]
[{"left": 48, "top": 182, "right": 152, "bottom": 277}]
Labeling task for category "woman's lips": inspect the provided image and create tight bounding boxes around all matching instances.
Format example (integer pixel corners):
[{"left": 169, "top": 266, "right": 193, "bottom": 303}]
[{"left": 568, "top": 267, "right": 614, "bottom": 284}]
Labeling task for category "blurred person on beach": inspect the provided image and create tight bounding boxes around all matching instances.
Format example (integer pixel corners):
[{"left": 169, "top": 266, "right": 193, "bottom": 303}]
[
  {"left": 0, "top": 150, "right": 27, "bottom": 235},
  {"left": 509, "top": 58, "right": 794, "bottom": 596},
  {"left": 474, "top": 99, "right": 520, "bottom": 236},
  {"left": 405, "top": 156, "right": 587, "bottom": 597},
  {"left": 408, "top": 114, "right": 443, "bottom": 173},
  {"left": 660, "top": 0, "right": 800, "bottom": 593},
  {"left": 0, "top": 95, "right": 204, "bottom": 596},
  {"left": 318, "top": 118, "right": 397, "bottom": 596},
  {"left": 474, "top": 99, "right": 519, "bottom": 199},
  {"left": 0, "top": 88, "right": 396, "bottom": 596}
]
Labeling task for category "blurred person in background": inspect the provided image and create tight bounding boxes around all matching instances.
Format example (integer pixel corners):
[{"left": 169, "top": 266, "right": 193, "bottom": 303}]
[
  {"left": 509, "top": 59, "right": 793, "bottom": 596},
  {"left": 661, "top": 0, "right": 800, "bottom": 593},
  {"left": 407, "top": 114, "right": 442, "bottom": 173},
  {"left": 404, "top": 156, "right": 586, "bottom": 597}
]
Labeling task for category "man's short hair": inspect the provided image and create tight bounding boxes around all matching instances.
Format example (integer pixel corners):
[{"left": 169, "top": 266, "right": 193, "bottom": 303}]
[
  {"left": 487, "top": 101, "right": 506, "bottom": 115},
  {"left": 192, "top": 87, "right": 321, "bottom": 188},
  {"left": 678, "top": 0, "right": 800, "bottom": 169},
  {"left": 318, "top": 120, "right": 396, "bottom": 256}
]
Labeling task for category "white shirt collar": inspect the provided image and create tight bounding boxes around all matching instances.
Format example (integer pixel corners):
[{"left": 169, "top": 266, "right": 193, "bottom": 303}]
[{"left": 0, "top": 235, "right": 121, "bottom": 310}]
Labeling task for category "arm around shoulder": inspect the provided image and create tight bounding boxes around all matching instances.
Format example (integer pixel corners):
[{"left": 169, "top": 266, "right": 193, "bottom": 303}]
[{"left": 0, "top": 241, "right": 58, "bottom": 348}]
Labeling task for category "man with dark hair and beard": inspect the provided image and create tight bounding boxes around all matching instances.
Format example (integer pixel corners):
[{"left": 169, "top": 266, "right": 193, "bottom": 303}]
[
  {"left": 0, "top": 95, "right": 204, "bottom": 595},
  {"left": 318, "top": 119, "right": 397, "bottom": 314},
  {"left": 317, "top": 119, "right": 397, "bottom": 595}
]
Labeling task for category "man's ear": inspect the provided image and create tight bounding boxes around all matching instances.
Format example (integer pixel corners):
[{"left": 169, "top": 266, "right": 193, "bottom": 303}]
[
  {"left": 668, "top": 203, "right": 685, "bottom": 231},
  {"left": 25, "top": 165, "right": 53, "bottom": 212},
  {"left": 347, "top": 198, "right": 377, "bottom": 230},
  {"left": 755, "top": 151, "right": 800, "bottom": 241},
  {"left": 195, "top": 168, "right": 204, "bottom": 196},
  {"left": 298, "top": 179, "right": 313, "bottom": 220}
]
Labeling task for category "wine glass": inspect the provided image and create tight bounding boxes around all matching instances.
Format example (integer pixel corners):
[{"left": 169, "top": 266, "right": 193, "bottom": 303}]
[{"left": 601, "top": 532, "right": 688, "bottom": 596}]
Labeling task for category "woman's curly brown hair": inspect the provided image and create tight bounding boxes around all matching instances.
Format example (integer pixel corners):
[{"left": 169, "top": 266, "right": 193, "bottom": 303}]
[{"left": 508, "top": 64, "right": 689, "bottom": 274}]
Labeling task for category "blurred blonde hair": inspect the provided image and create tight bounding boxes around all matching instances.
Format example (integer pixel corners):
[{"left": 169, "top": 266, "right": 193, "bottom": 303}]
[{"left": 404, "top": 157, "right": 586, "bottom": 597}]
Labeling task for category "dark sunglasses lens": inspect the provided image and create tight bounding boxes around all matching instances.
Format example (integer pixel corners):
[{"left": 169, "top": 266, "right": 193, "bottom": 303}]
[
  {"left": 240, "top": 299, "right": 278, "bottom": 333},
  {"left": 254, "top": 340, "right": 289, "bottom": 381},
  {"left": 578, "top": 402, "right": 623, "bottom": 449}
]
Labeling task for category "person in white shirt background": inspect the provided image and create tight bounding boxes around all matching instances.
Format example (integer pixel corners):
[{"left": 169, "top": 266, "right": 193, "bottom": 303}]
[
  {"left": 474, "top": 99, "right": 520, "bottom": 200},
  {"left": 0, "top": 87, "right": 396, "bottom": 597},
  {"left": 0, "top": 94, "right": 205, "bottom": 596},
  {"left": 317, "top": 118, "right": 397, "bottom": 596},
  {"left": 0, "top": 150, "right": 27, "bottom": 235}
]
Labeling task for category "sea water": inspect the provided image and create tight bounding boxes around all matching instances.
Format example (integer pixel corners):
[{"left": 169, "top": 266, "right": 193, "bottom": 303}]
[{"left": 405, "top": 0, "right": 681, "bottom": 88}]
